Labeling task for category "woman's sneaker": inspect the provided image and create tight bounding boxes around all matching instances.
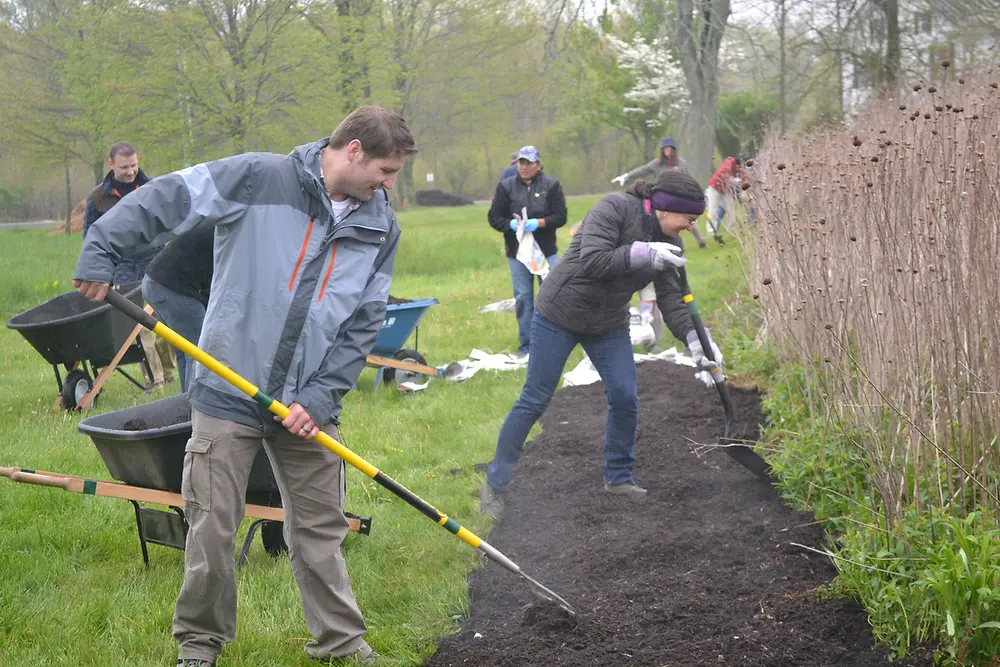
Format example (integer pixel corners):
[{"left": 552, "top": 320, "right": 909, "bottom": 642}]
[
  {"left": 479, "top": 481, "right": 505, "bottom": 517},
  {"left": 604, "top": 481, "right": 647, "bottom": 497}
]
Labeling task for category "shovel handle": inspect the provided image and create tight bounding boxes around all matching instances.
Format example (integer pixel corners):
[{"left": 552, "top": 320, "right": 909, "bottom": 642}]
[
  {"left": 676, "top": 267, "right": 731, "bottom": 434},
  {"left": 11, "top": 471, "right": 71, "bottom": 490}
]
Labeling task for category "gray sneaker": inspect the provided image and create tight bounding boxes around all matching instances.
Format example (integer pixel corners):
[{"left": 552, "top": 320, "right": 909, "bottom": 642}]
[
  {"left": 314, "top": 642, "right": 389, "bottom": 665},
  {"left": 604, "top": 481, "right": 648, "bottom": 497},
  {"left": 176, "top": 660, "right": 214, "bottom": 666},
  {"left": 479, "top": 481, "right": 505, "bottom": 517}
]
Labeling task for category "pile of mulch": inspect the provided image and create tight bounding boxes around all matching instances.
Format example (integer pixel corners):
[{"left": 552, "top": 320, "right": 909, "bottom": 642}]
[
  {"left": 425, "top": 360, "right": 934, "bottom": 666},
  {"left": 47, "top": 198, "right": 86, "bottom": 234},
  {"left": 414, "top": 189, "right": 474, "bottom": 207}
]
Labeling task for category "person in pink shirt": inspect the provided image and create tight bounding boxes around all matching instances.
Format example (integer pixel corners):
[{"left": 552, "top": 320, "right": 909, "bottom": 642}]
[{"left": 705, "top": 155, "right": 744, "bottom": 239}]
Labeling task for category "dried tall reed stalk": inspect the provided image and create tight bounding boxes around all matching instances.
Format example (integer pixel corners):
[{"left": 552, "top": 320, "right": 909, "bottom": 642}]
[{"left": 747, "top": 70, "right": 1000, "bottom": 528}]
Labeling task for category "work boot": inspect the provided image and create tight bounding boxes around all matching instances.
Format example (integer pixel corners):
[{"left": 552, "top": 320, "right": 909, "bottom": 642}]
[
  {"left": 604, "top": 481, "right": 648, "bottom": 497},
  {"left": 479, "top": 481, "right": 505, "bottom": 518}
]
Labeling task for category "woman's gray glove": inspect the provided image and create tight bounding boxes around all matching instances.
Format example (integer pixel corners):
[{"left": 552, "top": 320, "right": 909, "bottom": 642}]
[
  {"left": 629, "top": 241, "right": 687, "bottom": 271},
  {"left": 686, "top": 328, "right": 723, "bottom": 368}
]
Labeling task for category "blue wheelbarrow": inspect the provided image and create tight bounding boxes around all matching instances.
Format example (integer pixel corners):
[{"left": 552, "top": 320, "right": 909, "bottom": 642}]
[{"left": 367, "top": 298, "right": 463, "bottom": 389}]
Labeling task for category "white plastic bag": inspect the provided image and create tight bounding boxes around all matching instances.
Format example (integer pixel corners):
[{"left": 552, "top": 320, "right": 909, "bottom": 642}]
[
  {"left": 628, "top": 306, "right": 656, "bottom": 348},
  {"left": 514, "top": 206, "right": 550, "bottom": 278}
]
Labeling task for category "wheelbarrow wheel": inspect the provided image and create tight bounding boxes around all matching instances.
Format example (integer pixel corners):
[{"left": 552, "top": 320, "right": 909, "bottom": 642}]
[
  {"left": 60, "top": 369, "right": 93, "bottom": 411},
  {"left": 260, "top": 521, "right": 288, "bottom": 557},
  {"left": 382, "top": 348, "right": 428, "bottom": 388}
]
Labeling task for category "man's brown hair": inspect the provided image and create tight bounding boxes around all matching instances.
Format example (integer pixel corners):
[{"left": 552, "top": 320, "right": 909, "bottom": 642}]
[
  {"left": 330, "top": 106, "right": 418, "bottom": 160},
  {"left": 109, "top": 141, "right": 137, "bottom": 160}
]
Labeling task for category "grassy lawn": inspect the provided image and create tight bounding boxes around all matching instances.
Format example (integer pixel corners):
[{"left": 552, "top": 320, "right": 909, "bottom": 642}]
[{"left": 0, "top": 198, "right": 746, "bottom": 666}]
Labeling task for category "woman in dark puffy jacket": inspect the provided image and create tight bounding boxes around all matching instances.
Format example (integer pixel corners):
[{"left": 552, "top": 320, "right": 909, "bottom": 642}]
[{"left": 480, "top": 168, "right": 722, "bottom": 516}]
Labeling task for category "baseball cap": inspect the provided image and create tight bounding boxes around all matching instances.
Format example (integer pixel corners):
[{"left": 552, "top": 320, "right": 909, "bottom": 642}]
[{"left": 516, "top": 145, "right": 541, "bottom": 162}]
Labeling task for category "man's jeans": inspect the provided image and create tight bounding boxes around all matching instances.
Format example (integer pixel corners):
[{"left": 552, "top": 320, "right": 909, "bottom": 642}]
[
  {"left": 142, "top": 276, "right": 206, "bottom": 392},
  {"left": 509, "top": 253, "right": 558, "bottom": 355},
  {"left": 487, "top": 312, "right": 638, "bottom": 490}
]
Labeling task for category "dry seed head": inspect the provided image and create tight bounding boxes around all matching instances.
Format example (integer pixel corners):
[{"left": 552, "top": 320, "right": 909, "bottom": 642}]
[
  {"left": 777, "top": 163, "right": 786, "bottom": 170},
  {"left": 959, "top": 77, "right": 965, "bottom": 84},
  {"left": 929, "top": 85, "right": 938, "bottom": 93},
  {"left": 913, "top": 84, "right": 922, "bottom": 91},
  {"left": 899, "top": 104, "right": 907, "bottom": 111},
  {"left": 942, "top": 60, "right": 951, "bottom": 68},
  {"left": 763, "top": 278, "right": 772, "bottom": 285}
]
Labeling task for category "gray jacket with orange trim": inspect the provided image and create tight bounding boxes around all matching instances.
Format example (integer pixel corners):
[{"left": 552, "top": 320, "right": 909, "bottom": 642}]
[{"left": 74, "top": 138, "right": 400, "bottom": 432}]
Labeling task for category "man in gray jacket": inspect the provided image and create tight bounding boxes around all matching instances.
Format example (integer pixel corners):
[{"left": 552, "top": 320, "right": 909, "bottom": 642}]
[{"left": 74, "top": 105, "right": 417, "bottom": 666}]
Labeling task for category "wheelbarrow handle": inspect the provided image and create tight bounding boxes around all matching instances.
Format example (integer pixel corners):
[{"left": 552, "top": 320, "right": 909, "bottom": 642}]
[
  {"left": 99, "top": 288, "right": 574, "bottom": 613},
  {"left": 11, "top": 471, "right": 71, "bottom": 490}
]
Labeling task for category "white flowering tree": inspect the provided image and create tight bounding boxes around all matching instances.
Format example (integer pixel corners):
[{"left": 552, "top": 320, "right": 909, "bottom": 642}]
[{"left": 605, "top": 34, "right": 690, "bottom": 132}]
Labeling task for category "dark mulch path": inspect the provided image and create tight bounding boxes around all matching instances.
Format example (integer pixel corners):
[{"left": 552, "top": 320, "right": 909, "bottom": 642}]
[{"left": 424, "top": 360, "right": 933, "bottom": 666}]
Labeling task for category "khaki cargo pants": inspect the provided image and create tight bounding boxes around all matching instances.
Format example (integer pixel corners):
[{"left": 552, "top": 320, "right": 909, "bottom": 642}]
[
  {"left": 138, "top": 329, "right": 175, "bottom": 385},
  {"left": 173, "top": 409, "right": 367, "bottom": 664}
]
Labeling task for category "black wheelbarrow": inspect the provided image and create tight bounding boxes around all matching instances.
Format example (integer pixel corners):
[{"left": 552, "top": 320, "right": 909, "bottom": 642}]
[
  {"left": 74, "top": 394, "right": 371, "bottom": 567},
  {"left": 6, "top": 282, "right": 154, "bottom": 409}
]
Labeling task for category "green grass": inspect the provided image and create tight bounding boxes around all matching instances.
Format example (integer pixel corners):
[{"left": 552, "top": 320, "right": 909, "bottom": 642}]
[{"left": 0, "top": 200, "right": 745, "bottom": 666}]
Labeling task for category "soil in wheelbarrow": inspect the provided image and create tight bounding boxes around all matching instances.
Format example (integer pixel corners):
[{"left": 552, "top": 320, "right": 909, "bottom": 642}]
[{"left": 424, "top": 360, "right": 935, "bottom": 667}]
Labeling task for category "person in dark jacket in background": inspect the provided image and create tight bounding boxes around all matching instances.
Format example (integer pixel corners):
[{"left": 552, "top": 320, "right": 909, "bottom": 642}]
[
  {"left": 141, "top": 223, "right": 216, "bottom": 392},
  {"left": 84, "top": 140, "right": 174, "bottom": 387},
  {"left": 498, "top": 151, "right": 518, "bottom": 181},
  {"left": 487, "top": 145, "right": 568, "bottom": 358},
  {"left": 480, "top": 169, "right": 722, "bottom": 517}
]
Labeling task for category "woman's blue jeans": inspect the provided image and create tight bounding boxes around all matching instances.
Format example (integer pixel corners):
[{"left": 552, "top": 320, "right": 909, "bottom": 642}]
[
  {"left": 486, "top": 312, "right": 638, "bottom": 490},
  {"left": 509, "top": 254, "right": 558, "bottom": 356}
]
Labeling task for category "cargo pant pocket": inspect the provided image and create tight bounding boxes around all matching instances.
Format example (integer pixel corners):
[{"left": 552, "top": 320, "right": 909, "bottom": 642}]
[{"left": 182, "top": 434, "right": 214, "bottom": 512}]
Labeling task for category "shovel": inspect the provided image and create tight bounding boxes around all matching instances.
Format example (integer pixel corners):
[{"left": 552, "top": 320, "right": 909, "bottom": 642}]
[
  {"left": 677, "top": 267, "right": 772, "bottom": 482},
  {"left": 101, "top": 289, "right": 576, "bottom": 618}
]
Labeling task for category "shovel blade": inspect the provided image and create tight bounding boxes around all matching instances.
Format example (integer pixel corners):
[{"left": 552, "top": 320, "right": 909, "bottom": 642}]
[{"left": 724, "top": 444, "right": 772, "bottom": 482}]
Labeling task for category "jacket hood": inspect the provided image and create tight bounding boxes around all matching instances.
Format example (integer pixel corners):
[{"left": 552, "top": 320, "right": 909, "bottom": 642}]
[{"left": 290, "top": 138, "right": 330, "bottom": 204}]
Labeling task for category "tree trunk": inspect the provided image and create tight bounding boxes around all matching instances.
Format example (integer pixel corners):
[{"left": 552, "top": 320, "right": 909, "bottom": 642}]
[
  {"left": 883, "top": 0, "right": 900, "bottom": 86},
  {"left": 777, "top": 0, "right": 787, "bottom": 134},
  {"left": 65, "top": 163, "right": 72, "bottom": 235},
  {"left": 684, "top": 84, "right": 720, "bottom": 186},
  {"left": 834, "top": 0, "right": 845, "bottom": 118},
  {"left": 675, "top": 0, "right": 731, "bottom": 186}
]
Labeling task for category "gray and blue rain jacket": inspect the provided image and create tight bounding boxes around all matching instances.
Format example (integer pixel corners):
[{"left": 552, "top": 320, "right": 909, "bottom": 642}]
[{"left": 74, "top": 138, "right": 400, "bottom": 432}]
